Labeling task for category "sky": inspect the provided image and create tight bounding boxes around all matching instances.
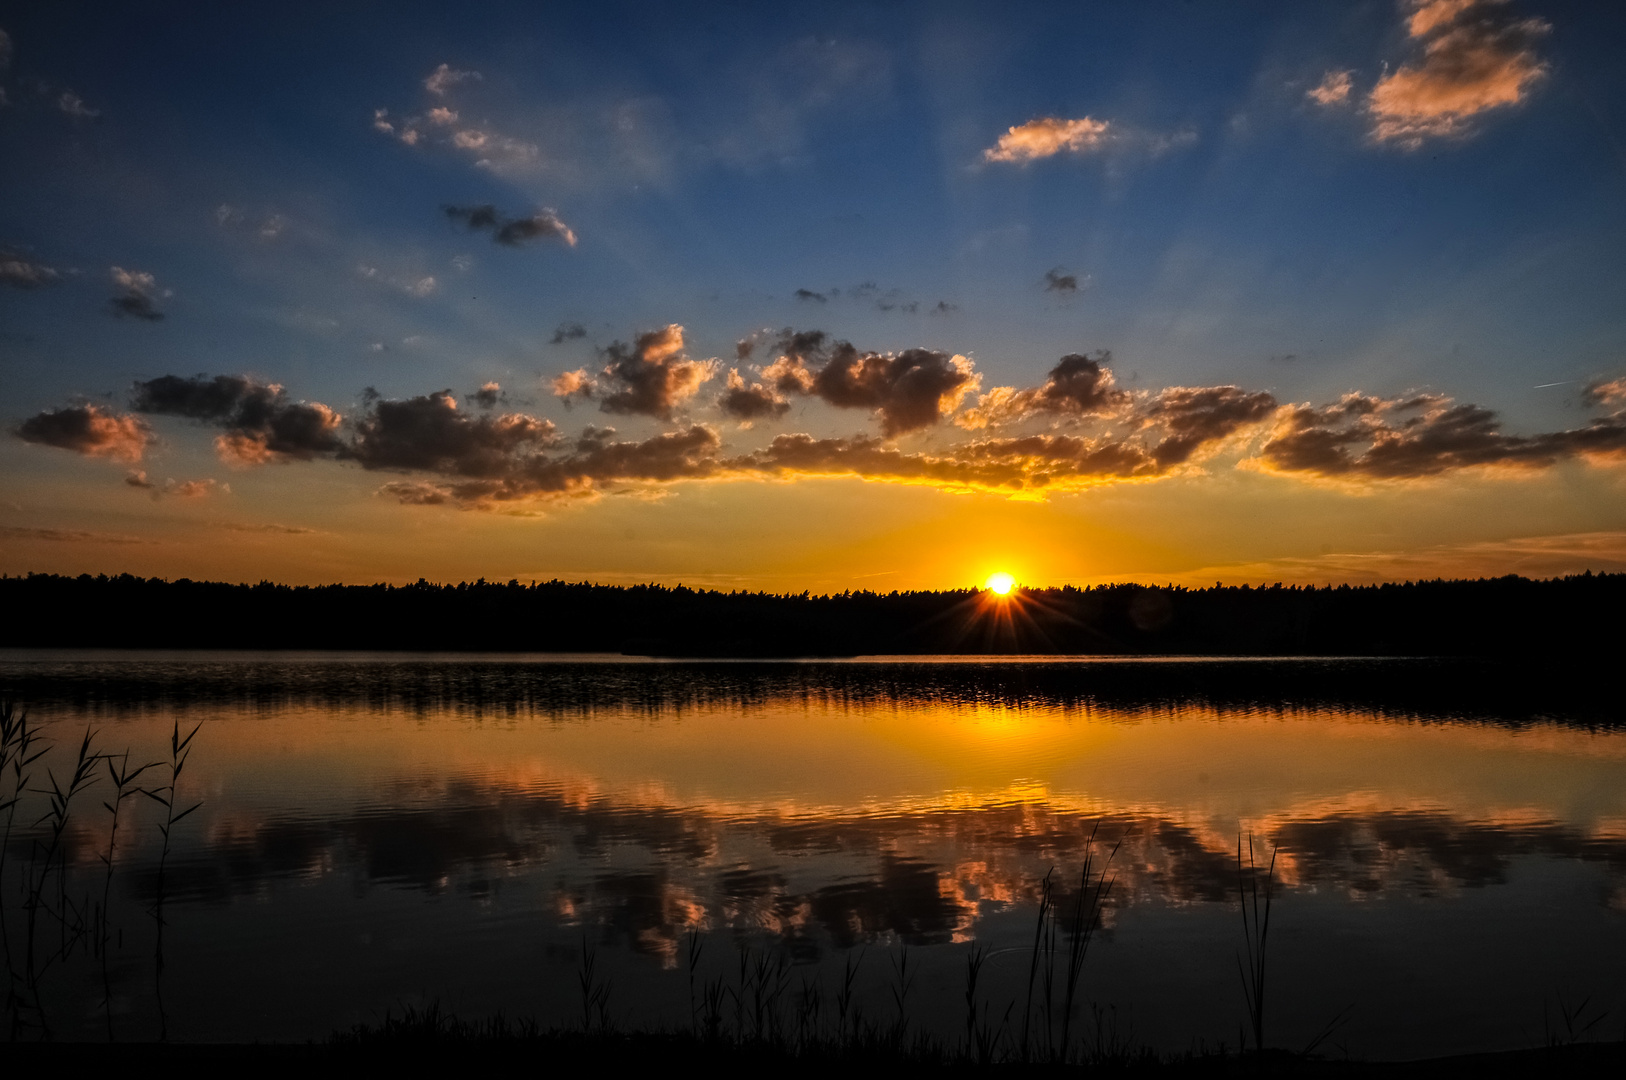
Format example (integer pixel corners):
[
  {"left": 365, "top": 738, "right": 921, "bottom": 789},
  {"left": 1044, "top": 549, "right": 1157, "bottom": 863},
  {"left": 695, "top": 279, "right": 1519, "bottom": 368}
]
[{"left": 2, "top": 0, "right": 1625, "bottom": 592}]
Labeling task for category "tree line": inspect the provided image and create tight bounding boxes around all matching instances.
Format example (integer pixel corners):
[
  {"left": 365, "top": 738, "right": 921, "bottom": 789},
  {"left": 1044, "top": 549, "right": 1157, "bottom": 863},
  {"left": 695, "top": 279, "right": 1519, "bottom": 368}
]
[{"left": 1, "top": 571, "right": 1619, "bottom": 657}]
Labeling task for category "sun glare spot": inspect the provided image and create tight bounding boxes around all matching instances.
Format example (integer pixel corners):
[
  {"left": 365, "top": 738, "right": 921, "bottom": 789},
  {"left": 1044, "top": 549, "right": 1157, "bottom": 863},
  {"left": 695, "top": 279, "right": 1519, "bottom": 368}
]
[{"left": 985, "top": 572, "right": 1015, "bottom": 595}]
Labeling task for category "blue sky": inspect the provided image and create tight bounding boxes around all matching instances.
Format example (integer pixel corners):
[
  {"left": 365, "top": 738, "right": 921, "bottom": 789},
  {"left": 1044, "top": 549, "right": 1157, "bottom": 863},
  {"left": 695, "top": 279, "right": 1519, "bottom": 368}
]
[{"left": 3, "top": 0, "right": 1625, "bottom": 588}]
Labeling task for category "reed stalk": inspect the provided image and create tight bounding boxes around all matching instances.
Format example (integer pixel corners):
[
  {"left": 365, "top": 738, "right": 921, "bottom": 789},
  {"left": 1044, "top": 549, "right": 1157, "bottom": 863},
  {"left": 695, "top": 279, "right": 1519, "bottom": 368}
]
[{"left": 1236, "top": 833, "right": 1277, "bottom": 1061}]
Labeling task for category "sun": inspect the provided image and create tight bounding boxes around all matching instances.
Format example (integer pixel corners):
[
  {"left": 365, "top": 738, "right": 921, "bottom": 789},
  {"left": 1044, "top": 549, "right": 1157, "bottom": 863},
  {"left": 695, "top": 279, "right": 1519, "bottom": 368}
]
[{"left": 984, "top": 571, "right": 1015, "bottom": 595}]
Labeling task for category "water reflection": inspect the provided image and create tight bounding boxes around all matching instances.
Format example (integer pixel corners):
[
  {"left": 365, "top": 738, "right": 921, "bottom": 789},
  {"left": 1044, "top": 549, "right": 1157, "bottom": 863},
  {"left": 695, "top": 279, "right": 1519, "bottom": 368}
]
[{"left": 0, "top": 653, "right": 1622, "bottom": 1055}]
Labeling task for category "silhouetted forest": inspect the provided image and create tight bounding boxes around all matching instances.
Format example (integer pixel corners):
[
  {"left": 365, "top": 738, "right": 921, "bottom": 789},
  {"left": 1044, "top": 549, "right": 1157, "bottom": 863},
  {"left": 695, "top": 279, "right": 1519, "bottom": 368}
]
[{"left": 1, "top": 571, "right": 1620, "bottom": 657}]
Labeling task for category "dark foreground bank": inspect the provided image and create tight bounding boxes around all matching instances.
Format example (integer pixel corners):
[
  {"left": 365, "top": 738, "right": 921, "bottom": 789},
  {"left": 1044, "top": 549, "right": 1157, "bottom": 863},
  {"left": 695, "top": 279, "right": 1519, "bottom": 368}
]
[
  {"left": 2, "top": 570, "right": 1623, "bottom": 657},
  {"left": 7, "top": 1034, "right": 1623, "bottom": 1077}
]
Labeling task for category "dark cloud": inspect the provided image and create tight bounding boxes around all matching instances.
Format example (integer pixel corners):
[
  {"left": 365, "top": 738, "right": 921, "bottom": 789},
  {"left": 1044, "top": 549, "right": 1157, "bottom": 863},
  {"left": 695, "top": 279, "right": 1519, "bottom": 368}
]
[
  {"left": 1256, "top": 391, "right": 1626, "bottom": 479},
  {"left": 375, "top": 424, "right": 723, "bottom": 508},
  {"left": 810, "top": 345, "right": 979, "bottom": 436},
  {"left": 1141, "top": 385, "right": 1279, "bottom": 468},
  {"left": 470, "top": 381, "right": 503, "bottom": 409},
  {"left": 443, "top": 204, "right": 577, "bottom": 247},
  {"left": 15, "top": 404, "right": 151, "bottom": 461},
  {"left": 931, "top": 301, "right": 959, "bottom": 315},
  {"left": 346, "top": 390, "right": 559, "bottom": 477},
  {"left": 793, "top": 288, "right": 827, "bottom": 303},
  {"left": 109, "top": 293, "right": 163, "bottom": 321},
  {"left": 959, "top": 352, "right": 1129, "bottom": 429},
  {"left": 108, "top": 267, "right": 165, "bottom": 321},
  {"left": 717, "top": 369, "right": 790, "bottom": 426},
  {"left": 1044, "top": 267, "right": 1079, "bottom": 293},
  {"left": 550, "top": 321, "right": 587, "bottom": 345},
  {"left": 750, "top": 330, "right": 979, "bottom": 436},
  {"left": 553, "top": 324, "right": 717, "bottom": 421},
  {"left": 0, "top": 248, "right": 60, "bottom": 289},
  {"left": 131, "top": 374, "right": 343, "bottom": 464}
]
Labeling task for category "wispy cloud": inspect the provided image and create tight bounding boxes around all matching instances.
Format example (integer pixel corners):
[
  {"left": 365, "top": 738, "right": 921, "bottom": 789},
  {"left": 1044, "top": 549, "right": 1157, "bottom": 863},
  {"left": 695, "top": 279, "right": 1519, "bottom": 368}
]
[
  {"left": 424, "top": 63, "right": 480, "bottom": 97},
  {"left": 124, "top": 471, "right": 226, "bottom": 499},
  {"left": 57, "top": 89, "right": 98, "bottom": 118},
  {"left": 0, "top": 247, "right": 61, "bottom": 289},
  {"left": 0, "top": 525, "right": 150, "bottom": 545},
  {"left": 1368, "top": 0, "right": 1549, "bottom": 146}
]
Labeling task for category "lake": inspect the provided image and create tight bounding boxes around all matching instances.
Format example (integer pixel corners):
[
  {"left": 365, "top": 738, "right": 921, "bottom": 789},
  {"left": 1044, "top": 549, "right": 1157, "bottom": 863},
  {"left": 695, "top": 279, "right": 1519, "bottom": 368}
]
[{"left": 1, "top": 652, "right": 1622, "bottom": 1058}]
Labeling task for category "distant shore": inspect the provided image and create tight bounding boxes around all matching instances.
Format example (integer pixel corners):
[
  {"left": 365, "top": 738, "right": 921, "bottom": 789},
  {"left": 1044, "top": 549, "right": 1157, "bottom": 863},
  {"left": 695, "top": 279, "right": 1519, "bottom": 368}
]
[{"left": 2, "top": 570, "right": 1621, "bottom": 658}]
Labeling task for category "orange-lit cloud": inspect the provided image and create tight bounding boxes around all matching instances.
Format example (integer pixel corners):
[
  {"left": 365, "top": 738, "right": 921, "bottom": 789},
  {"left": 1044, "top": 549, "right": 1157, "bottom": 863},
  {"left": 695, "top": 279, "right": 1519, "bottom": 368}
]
[
  {"left": 983, "top": 116, "right": 1112, "bottom": 163},
  {"left": 16, "top": 404, "right": 152, "bottom": 462},
  {"left": 551, "top": 324, "right": 718, "bottom": 421},
  {"left": 1368, "top": 0, "right": 1549, "bottom": 146},
  {"left": 958, "top": 352, "right": 1128, "bottom": 429},
  {"left": 1307, "top": 70, "right": 1354, "bottom": 106}
]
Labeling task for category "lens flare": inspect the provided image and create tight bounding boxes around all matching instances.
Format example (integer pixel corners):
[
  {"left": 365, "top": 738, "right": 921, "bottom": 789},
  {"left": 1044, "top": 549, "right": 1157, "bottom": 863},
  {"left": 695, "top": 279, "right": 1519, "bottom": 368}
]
[{"left": 985, "top": 572, "right": 1015, "bottom": 595}]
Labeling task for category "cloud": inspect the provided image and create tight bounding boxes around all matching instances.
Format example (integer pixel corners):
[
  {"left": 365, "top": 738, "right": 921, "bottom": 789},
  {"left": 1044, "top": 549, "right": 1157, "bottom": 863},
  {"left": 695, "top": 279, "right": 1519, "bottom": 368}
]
[
  {"left": 551, "top": 369, "right": 595, "bottom": 404},
  {"left": 470, "top": 382, "right": 504, "bottom": 409},
  {"left": 984, "top": 116, "right": 1112, "bottom": 163},
  {"left": 130, "top": 374, "right": 343, "bottom": 464},
  {"left": 125, "top": 471, "right": 223, "bottom": 499},
  {"left": 443, "top": 204, "right": 577, "bottom": 247},
  {"left": 958, "top": 352, "right": 1130, "bottom": 430},
  {"left": 1044, "top": 267, "right": 1079, "bottom": 293},
  {"left": 356, "top": 263, "right": 438, "bottom": 298},
  {"left": 424, "top": 63, "right": 481, "bottom": 96},
  {"left": 794, "top": 288, "right": 827, "bottom": 303},
  {"left": 1368, "top": 0, "right": 1549, "bottom": 146},
  {"left": 57, "top": 90, "right": 98, "bottom": 118},
  {"left": 108, "top": 266, "right": 166, "bottom": 321},
  {"left": 16, "top": 405, "right": 152, "bottom": 462},
  {"left": 751, "top": 331, "right": 981, "bottom": 436},
  {"left": 345, "top": 390, "right": 559, "bottom": 478},
  {"left": 551, "top": 322, "right": 587, "bottom": 345},
  {"left": 373, "top": 424, "right": 722, "bottom": 508},
  {"left": 1307, "top": 70, "right": 1354, "bottom": 106},
  {"left": 931, "top": 302, "right": 959, "bottom": 315},
  {"left": 216, "top": 521, "right": 318, "bottom": 535},
  {"left": 554, "top": 325, "right": 718, "bottom": 420},
  {"left": 1139, "top": 385, "right": 1281, "bottom": 468},
  {"left": 718, "top": 369, "right": 791, "bottom": 426},
  {"left": 0, "top": 28, "right": 11, "bottom": 70},
  {"left": 0, "top": 248, "right": 60, "bottom": 289},
  {"left": 1581, "top": 377, "right": 1626, "bottom": 409},
  {"left": 0, "top": 525, "right": 149, "bottom": 545},
  {"left": 809, "top": 345, "right": 979, "bottom": 437},
  {"left": 1253, "top": 390, "right": 1626, "bottom": 479},
  {"left": 734, "top": 431, "right": 1158, "bottom": 494}
]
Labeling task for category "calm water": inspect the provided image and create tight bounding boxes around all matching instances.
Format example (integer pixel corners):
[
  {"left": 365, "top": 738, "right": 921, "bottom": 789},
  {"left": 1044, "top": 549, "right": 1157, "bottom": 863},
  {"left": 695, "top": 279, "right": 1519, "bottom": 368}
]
[{"left": 1, "top": 652, "right": 1623, "bottom": 1057}]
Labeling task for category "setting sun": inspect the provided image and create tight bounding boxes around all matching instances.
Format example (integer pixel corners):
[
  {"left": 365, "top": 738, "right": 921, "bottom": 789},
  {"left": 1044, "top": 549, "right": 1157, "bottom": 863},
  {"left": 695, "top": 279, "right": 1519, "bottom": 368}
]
[{"left": 985, "top": 572, "right": 1015, "bottom": 595}]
